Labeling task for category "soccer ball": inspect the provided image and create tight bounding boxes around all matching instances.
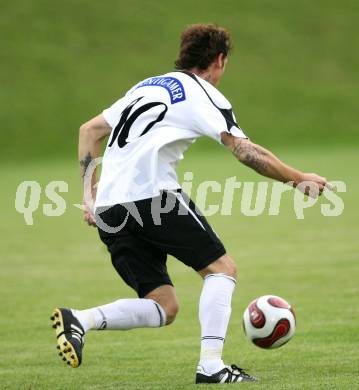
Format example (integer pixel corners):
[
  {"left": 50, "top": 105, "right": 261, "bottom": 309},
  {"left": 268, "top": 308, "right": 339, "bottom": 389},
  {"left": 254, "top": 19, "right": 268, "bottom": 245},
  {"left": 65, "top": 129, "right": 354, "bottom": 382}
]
[{"left": 242, "top": 295, "right": 296, "bottom": 349}]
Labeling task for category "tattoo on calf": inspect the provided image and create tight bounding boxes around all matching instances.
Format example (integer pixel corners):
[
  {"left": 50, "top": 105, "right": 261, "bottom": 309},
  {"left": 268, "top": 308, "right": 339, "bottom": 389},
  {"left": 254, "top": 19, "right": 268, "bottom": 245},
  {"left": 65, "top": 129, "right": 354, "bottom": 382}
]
[{"left": 80, "top": 152, "right": 92, "bottom": 177}]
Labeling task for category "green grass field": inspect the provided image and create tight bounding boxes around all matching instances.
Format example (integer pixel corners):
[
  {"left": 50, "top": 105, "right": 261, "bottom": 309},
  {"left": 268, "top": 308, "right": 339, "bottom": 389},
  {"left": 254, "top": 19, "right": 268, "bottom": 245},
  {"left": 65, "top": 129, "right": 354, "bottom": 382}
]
[
  {"left": 1, "top": 0, "right": 358, "bottom": 162},
  {"left": 1, "top": 0, "right": 358, "bottom": 388},
  {"left": 1, "top": 145, "right": 358, "bottom": 389}
]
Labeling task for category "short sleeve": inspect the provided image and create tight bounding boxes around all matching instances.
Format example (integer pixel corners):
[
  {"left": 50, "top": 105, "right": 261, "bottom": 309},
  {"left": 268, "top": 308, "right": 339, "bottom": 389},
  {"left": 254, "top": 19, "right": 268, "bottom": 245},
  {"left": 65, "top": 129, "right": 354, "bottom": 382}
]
[
  {"left": 192, "top": 98, "right": 247, "bottom": 144},
  {"left": 102, "top": 96, "right": 126, "bottom": 129}
]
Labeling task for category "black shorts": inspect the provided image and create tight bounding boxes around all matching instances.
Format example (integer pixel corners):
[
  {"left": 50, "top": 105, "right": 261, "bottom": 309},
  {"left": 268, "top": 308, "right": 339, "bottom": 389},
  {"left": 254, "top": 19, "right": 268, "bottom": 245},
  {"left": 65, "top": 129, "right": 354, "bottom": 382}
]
[{"left": 96, "top": 190, "right": 226, "bottom": 297}]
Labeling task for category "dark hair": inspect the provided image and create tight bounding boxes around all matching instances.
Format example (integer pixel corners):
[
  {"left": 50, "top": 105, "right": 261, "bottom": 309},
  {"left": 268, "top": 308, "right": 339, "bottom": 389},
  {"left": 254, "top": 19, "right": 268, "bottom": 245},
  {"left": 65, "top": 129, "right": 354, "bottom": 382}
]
[{"left": 175, "top": 23, "right": 232, "bottom": 70}]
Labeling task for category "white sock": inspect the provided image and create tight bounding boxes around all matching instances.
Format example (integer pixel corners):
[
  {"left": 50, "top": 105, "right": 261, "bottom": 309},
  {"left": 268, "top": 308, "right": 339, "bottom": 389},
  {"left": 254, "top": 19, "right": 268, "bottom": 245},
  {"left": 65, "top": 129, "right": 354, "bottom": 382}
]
[
  {"left": 198, "top": 273, "right": 236, "bottom": 374},
  {"left": 72, "top": 298, "right": 166, "bottom": 332}
]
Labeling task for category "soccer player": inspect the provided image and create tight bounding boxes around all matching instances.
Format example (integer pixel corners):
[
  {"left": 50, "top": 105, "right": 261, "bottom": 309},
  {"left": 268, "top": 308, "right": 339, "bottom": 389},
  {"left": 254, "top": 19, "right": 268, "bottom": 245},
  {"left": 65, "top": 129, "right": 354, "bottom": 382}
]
[{"left": 51, "top": 23, "right": 328, "bottom": 384}]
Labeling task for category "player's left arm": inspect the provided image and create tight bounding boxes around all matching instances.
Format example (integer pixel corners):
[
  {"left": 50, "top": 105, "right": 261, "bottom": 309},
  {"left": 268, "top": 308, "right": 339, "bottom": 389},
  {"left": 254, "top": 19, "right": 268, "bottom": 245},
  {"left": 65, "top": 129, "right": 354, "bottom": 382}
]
[
  {"left": 78, "top": 114, "right": 111, "bottom": 226},
  {"left": 221, "top": 132, "right": 328, "bottom": 197}
]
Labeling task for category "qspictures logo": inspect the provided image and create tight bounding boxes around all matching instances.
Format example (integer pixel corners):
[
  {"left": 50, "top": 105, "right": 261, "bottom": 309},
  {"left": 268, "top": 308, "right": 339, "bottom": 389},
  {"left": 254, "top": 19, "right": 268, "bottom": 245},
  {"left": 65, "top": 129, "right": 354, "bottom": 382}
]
[{"left": 14, "top": 158, "right": 346, "bottom": 229}]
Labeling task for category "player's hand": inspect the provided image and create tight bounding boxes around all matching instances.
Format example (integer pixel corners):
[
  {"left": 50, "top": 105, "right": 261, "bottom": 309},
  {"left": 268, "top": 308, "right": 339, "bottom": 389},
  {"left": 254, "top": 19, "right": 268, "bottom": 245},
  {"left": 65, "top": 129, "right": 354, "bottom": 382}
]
[
  {"left": 83, "top": 190, "right": 97, "bottom": 227},
  {"left": 83, "top": 208, "right": 96, "bottom": 227},
  {"left": 296, "top": 173, "right": 330, "bottom": 198}
]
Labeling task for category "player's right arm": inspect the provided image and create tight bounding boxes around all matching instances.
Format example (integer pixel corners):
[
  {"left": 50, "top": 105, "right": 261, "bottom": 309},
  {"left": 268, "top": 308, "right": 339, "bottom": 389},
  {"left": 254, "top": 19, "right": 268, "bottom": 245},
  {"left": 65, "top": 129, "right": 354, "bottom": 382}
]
[
  {"left": 79, "top": 114, "right": 111, "bottom": 226},
  {"left": 221, "top": 133, "right": 328, "bottom": 197}
]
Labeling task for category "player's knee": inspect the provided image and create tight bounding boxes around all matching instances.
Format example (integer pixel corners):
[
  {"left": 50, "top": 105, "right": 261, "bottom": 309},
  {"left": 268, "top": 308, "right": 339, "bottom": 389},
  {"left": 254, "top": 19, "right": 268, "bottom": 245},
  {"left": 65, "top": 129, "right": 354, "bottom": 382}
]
[
  {"left": 225, "top": 256, "right": 238, "bottom": 279},
  {"left": 199, "top": 254, "right": 238, "bottom": 280},
  {"left": 164, "top": 301, "right": 179, "bottom": 325},
  {"left": 145, "top": 285, "right": 179, "bottom": 326}
]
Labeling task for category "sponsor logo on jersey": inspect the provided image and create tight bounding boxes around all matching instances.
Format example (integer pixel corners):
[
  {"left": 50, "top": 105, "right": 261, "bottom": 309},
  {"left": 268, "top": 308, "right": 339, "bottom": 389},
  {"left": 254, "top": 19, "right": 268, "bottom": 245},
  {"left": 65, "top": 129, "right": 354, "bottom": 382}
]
[{"left": 136, "top": 77, "right": 186, "bottom": 104}]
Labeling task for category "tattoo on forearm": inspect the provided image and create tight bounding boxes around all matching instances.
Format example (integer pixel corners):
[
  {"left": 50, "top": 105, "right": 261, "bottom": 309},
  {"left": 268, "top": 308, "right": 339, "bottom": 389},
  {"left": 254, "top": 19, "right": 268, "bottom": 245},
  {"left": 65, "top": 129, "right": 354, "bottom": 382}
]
[
  {"left": 232, "top": 140, "right": 267, "bottom": 174},
  {"left": 80, "top": 152, "right": 92, "bottom": 177}
]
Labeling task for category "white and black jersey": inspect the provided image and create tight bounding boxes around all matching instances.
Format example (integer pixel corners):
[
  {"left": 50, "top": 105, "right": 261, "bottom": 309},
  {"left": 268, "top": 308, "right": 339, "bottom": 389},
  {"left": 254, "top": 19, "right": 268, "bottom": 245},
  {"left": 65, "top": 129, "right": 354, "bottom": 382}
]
[
  {"left": 95, "top": 71, "right": 246, "bottom": 294},
  {"left": 95, "top": 71, "right": 247, "bottom": 207}
]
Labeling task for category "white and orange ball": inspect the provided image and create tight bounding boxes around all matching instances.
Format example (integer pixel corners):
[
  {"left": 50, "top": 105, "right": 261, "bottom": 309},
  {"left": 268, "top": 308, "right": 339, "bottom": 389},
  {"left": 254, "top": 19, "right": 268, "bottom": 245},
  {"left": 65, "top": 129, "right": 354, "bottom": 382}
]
[{"left": 243, "top": 295, "right": 296, "bottom": 349}]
